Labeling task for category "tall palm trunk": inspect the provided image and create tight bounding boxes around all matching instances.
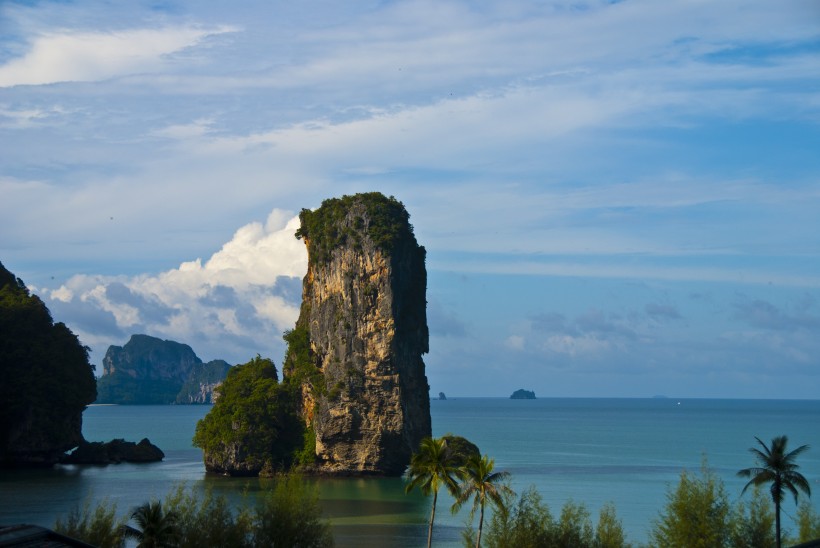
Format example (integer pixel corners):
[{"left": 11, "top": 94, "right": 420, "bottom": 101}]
[
  {"left": 475, "top": 503, "right": 484, "bottom": 548},
  {"left": 427, "top": 490, "right": 437, "bottom": 548},
  {"left": 775, "top": 497, "right": 781, "bottom": 548}
]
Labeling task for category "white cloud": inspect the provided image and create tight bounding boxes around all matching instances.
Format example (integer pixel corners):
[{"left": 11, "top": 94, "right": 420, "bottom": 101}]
[
  {"left": 0, "top": 25, "right": 236, "bottom": 87},
  {"left": 505, "top": 335, "right": 525, "bottom": 350},
  {"left": 0, "top": 105, "right": 74, "bottom": 128},
  {"left": 1, "top": 0, "right": 819, "bottom": 397},
  {"left": 43, "top": 210, "right": 308, "bottom": 365}
]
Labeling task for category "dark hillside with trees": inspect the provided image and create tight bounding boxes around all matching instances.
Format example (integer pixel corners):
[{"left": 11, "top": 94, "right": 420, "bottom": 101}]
[{"left": 0, "top": 261, "right": 96, "bottom": 467}]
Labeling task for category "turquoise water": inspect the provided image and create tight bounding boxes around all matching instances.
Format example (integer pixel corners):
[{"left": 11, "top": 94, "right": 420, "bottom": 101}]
[{"left": 1, "top": 398, "right": 818, "bottom": 546}]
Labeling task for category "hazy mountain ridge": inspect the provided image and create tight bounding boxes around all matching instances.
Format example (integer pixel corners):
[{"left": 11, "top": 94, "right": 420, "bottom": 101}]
[{"left": 96, "top": 334, "right": 231, "bottom": 404}]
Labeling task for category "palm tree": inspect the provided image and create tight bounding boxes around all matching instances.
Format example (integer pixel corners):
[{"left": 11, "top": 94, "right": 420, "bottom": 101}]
[
  {"left": 123, "top": 500, "right": 180, "bottom": 548},
  {"left": 405, "top": 437, "right": 461, "bottom": 548},
  {"left": 737, "top": 435, "right": 811, "bottom": 548},
  {"left": 452, "top": 454, "right": 513, "bottom": 548}
]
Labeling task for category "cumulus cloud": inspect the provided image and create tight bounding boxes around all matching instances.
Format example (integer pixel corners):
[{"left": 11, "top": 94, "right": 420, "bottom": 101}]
[
  {"left": 41, "top": 209, "right": 308, "bottom": 366},
  {"left": 0, "top": 25, "right": 235, "bottom": 87}
]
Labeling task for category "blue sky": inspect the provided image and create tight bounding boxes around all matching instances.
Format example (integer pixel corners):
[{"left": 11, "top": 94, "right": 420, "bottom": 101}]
[{"left": 1, "top": 0, "right": 819, "bottom": 398}]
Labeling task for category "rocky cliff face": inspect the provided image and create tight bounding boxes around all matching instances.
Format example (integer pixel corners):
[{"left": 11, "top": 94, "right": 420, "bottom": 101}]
[
  {"left": 176, "top": 360, "right": 232, "bottom": 404},
  {"left": 286, "top": 193, "right": 431, "bottom": 475},
  {"left": 96, "top": 335, "right": 230, "bottom": 404},
  {"left": 102, "top": 334, "right": 200, "bottom": 382}
]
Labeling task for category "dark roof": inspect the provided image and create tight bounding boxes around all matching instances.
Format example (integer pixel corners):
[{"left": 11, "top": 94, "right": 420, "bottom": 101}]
[
  {"left": 791, "top": 539, "right": 820, "bottom": 548},
  {"left": 0, "top": 525, "right": 96, "bottom": 547}
]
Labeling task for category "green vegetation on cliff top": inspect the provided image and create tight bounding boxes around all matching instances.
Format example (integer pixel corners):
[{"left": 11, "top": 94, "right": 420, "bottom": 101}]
[{"left": 295, "top": 192, "right": 417, "bottom": 265}]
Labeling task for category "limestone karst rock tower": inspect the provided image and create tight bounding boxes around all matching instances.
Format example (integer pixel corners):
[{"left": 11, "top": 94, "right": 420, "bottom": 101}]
[{"left": 284, "top": 192, "right": 431, "bottom": 475}]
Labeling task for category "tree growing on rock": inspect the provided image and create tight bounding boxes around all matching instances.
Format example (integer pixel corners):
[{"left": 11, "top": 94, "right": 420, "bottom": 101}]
[{"left": 193, "top": 355, "right": 305, "bottom": 475}]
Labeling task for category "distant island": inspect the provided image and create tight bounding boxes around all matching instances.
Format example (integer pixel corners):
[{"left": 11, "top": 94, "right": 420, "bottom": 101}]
[
  {"left": 439, "top": 392, "right": 447, "bottom": 400},
  {"left": 95, "top": 334, "right": 231, "bottom": 404},
  {"left": 510, "top": 389, "right": 536, "bottom": 399}
]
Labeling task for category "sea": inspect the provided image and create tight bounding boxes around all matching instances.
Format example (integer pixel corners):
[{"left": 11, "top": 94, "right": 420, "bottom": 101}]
[{"left": 1, "top": 398, "right": 819, "bottom": 547}]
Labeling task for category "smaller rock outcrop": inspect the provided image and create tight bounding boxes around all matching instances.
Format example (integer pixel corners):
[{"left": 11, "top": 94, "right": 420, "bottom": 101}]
[
  {"left": 194, "top": 356, "right": 304, "bottom": 477},
  {"left": 61, "top": 438, "right": 164, "bottom": 465},
  {"left": 438, "top": 392, "right": 447, "bottom": 400},
  {"left": 510, "top": 389, "right": 536, "bottom": 399}
]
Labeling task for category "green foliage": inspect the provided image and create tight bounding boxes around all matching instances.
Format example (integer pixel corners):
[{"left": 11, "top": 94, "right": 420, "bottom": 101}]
[
  {"left": 295, "top": 424, "right": 318, "bottom": 466},
  {"left": 476, "top": 488, "right": 630, "bottom": 548},
  {"left": 597, "top": 502, "right": 629, "bottom": 548},
  {"left": 452, "top": 454, "right": 514, "bottom": 548},
  {"left": 556, "top": 500, "right": 595, "bottom": 547},
  {"left": 124, "top": 500, "right": 180, "bottom": 548},
  {"left": 730, "top": 486, "right": 776, "bottom": 548},
  {"left": 649, "top": 464, "right": 731, "bottom": 548},
  {"left": 479, "top": 487, "right": 552, "bottom": 548},
  {"left": 0, "top": 262, "right": 96, "bottom": 461},
  {"left": 253, "top": 473, "right": 334, "bottom": 547},
  {"left": 54, "top": 499, "right": 127, "bottom": 548},
  {"left": 441, "top": 434, "right": 481, "bottom": 467},
  {"left": 280, "top": 322, "right": 325, "bottom": 463},
  {"left": 193, "top": 355, "right": 305, "bottom": 472},
  {"left": 280, "top": 324, "right": 323, "bottom": 464},
  {"left": 793, "top": 501, "right": 820, "bottom": 545},
  {"left": 282, "top": 324, "right": 323, "bottom": 391},
  {"left": 163, "top": 485, "right": 253, "bottom": 548},
  {"left": 55, "top": 479, "right": 333, "bottom": 548},
  {"left": 295, "top": 192, "right": 415, "bottom": 265}
]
